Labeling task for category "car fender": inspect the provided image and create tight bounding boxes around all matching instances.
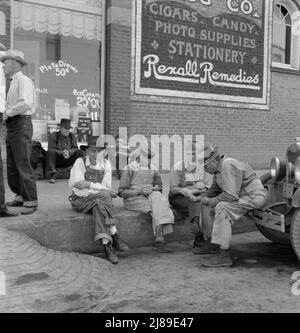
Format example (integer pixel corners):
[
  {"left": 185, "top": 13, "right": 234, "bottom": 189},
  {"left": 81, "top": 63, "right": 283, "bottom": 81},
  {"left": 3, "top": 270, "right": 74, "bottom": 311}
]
[{"left": 292, "top": 188, "right": 300, "bottom": 208}]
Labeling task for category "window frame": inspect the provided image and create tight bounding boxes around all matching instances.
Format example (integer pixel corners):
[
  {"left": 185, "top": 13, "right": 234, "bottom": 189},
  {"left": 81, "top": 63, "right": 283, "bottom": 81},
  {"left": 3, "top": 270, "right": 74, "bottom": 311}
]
[{"left": 272, "top": 0, "right": 300, "bottom": 70}]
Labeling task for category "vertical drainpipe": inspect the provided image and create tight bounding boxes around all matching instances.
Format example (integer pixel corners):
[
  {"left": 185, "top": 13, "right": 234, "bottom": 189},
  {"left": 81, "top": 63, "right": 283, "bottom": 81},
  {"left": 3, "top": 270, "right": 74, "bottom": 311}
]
[{"left": 100, "top": 0, "right": 107, "bottom": 136}]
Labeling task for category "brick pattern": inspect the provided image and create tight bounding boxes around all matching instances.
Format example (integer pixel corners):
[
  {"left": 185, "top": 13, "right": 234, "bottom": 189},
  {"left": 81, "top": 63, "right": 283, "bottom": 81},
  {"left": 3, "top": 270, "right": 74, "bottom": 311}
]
[{"left": 0, "top": 226, "right": 113, "bottom": 313}]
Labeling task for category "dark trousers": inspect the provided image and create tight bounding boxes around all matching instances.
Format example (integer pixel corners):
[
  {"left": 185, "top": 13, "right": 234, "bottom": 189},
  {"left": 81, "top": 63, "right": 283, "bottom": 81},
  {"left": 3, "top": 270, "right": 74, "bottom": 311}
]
[
  {"left": 6, "top": 116, "right": 38, "bottom": 207},
  {"left": 46, "top": 149, "right": 85, "bottom": 178},
  {"left": 0, "top": 144, "right": 6, "bottom": 211}
]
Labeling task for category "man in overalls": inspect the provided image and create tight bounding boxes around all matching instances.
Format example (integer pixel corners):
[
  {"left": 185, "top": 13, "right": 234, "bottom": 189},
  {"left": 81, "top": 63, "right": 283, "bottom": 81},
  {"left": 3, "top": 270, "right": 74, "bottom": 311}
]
[
  {"left": 195, "top": 145, "right": 268, "bottom": 267},
  {"left": 68, "top": 136, "right": 128, "bottom": 264}
]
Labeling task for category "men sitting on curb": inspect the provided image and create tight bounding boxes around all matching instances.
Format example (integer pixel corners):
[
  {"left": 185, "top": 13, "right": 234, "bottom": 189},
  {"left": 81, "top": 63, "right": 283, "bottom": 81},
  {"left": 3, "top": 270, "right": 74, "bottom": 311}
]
[
  {"left": 194, "top": 145, "right": 268, "bottom": 268},
  {"left": 68, "top": 136, "right": 129, "bottom": 264},
  {"left": 118, "top": 144, "right": 175, "bottom": 253},
  {"left": 169, "top": 140, "right": 212, "bottom": 248},
  {"left": 46, "top": 118, "right": 85, "bottom": 183}
]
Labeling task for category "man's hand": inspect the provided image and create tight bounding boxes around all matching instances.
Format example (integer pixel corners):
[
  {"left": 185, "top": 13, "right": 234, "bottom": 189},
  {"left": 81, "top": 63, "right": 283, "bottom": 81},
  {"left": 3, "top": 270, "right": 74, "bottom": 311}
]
[
  {"left": 2, "top": 112, "right": 8, "bottom": 123},
  {"left": 63, "top": 150, "right": 70, "bottom": 159},
  {"left": 152, "top": 185, "right": 161, "bottom": 192},
  {"left": 75, "top": 181, "right": 90, "bottom": 190},
  {"left": 109, "top": 190, "right": 118, "bottom": 198},
  {"left": 194, "top": 196, "right": 211, "bottom": 205},
  {"left": 142, "top": 188, "right": 153, "bottom": 196},
  {"left": 180, "top": 188, "right": 197, "bottom": 201}
]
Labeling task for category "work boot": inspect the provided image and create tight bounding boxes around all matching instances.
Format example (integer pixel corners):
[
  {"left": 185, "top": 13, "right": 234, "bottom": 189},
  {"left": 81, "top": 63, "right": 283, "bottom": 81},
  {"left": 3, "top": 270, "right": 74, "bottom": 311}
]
[
  {"left": 112, "top": 234, "right": 130, "bottom": 252},
  {"left": 103, "top": 242, "right": 119, "bottom": 264},
  {"left": 6, "top": 200, "right": 23, "bottom": 207},
  {"left": 193, "top": 240, "right": 219, "bottom": 255},
  {"left": 199, "top": 249, "right": 233, "bottom": 268},
  {"left": 193, "top": 232, "right": 205, "bottom": 247},
  {"left": 0, "top": 208, "right": 19, "bottom": 218},
  {"left": 153, "top": 241, "right": 173, "bottom": 253}
]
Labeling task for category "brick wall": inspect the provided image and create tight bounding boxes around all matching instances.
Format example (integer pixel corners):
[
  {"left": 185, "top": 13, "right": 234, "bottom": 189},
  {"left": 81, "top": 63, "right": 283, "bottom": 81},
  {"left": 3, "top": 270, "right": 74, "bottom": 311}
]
[{"left": 106, "top": 0, "right": 300, "bottom": 169}]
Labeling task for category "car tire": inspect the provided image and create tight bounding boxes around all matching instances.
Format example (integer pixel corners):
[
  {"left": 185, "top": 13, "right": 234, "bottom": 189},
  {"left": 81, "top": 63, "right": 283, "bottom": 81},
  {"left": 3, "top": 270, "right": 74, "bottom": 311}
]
[
  {"left": 291, "top": 208, "right": 300, "bottom": 261},
  {"left": 255, "top": 223, "right": 291, "bottom": 245}
]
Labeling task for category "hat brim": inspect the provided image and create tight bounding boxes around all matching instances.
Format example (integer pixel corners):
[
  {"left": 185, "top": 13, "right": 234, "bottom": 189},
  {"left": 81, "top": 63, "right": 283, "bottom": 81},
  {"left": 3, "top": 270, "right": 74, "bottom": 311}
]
[{"left": 0, "top": 55, "right": 27, "bottom": 66}]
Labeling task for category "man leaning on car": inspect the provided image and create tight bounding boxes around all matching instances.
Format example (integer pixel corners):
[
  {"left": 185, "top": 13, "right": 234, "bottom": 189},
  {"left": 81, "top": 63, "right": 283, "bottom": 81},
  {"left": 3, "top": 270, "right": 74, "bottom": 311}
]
[{"left": 193, "top": 145, "right": 268, "bottom": 268}]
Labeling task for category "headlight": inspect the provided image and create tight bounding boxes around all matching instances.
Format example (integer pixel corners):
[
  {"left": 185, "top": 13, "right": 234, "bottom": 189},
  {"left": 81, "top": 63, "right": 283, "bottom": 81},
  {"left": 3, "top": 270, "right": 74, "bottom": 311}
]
[
  {"left": 270, "top": 157, "right": 286, "bottom": 180},
  {"left": 294, "top": 157, "right": 300, "bottom": 184}
]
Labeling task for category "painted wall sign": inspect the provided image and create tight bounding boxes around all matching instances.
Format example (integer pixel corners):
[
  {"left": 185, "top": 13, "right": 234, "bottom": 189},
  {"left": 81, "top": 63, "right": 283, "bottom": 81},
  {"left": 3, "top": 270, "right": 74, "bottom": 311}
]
[
  {"left": 73, "top": 88, "right": 100, "bottom": 109},
  {"left": 39, "top": 60, "right": 79, "bottom": 77},
  {"left": 134, "top": 0, "right": 271, "bottom": 106}
]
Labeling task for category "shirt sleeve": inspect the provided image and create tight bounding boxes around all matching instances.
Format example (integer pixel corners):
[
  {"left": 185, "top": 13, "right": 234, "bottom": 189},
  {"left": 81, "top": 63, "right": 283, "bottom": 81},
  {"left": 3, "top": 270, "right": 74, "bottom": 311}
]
[
  {"left": 207, "top": 160, "right": 243, "bottom": 206},
  {"left": 69, "top": 158, "right": 85, "bottom": 189},
  {"left": 6, "top": 77, "right": 36, "bottom": 117},
  {"left": 89, "top": 161, "right": 112, "bottom": 191},
  {"left": 169, "top": 169, "right": 184, "bottom": 195},
  {"left": 118, "top": 167, "right": 139, "bottom": 198},
  {"left": 48, "top": 132, "right": 63, "bottom": 155},
  {"left": 220, "top": 160, "right": 243, "bottom": 200},
  {"left": 206, "top": 177, "right": 223, "bottom": 198}
]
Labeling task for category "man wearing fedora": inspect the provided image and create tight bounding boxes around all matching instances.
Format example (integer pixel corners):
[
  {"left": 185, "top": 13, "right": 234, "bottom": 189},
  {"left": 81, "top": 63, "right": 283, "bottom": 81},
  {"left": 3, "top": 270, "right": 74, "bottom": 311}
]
[
  {"left": 194, "top": 145, "right": 268, "bottom": 267},
  {"left": 69, "top": 136, "right": 129, "bottom": 264},
  {"left": 0, "top": 49, "right": 38, "bottom": 215},
  {"left": 0, "top": 44, "right": 18, "bottom": 218},
  {"left": 46, "top": 118, "right": 85, "bottom": 183}
]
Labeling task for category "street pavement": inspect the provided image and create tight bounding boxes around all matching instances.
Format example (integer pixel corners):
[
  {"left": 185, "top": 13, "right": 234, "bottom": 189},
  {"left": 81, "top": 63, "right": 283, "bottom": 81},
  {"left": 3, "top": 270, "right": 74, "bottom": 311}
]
[{"left": 1, "top": 226, "right": 300, "bottom": 313}]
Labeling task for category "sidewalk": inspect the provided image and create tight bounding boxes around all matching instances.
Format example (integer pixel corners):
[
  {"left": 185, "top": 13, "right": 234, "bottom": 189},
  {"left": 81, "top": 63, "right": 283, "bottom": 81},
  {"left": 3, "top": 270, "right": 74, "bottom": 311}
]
[{"left": 1, "top": 171, "right": 268, "bottom": 254}]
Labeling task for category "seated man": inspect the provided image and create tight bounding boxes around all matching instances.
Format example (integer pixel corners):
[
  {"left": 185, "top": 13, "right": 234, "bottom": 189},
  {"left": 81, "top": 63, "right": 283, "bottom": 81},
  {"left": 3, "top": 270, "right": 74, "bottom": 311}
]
[
  {"left": 195, "top": 145, "right": 268, "bottom": 268},
  {"left": 46, "top": 118, "right": 85, "bottom": 183},
  {"left": 118, "top": 144, "right": 175, "bottom": 253},
  {"left": 169, "top": 141, "right": 212, "bottom": 248},
  {"left": 68, "top": 136, "right": 128, "bottom": 264}
]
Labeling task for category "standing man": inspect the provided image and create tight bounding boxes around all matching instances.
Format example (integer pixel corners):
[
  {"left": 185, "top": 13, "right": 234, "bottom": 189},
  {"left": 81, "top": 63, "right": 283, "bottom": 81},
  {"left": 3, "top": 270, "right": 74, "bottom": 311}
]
[
  {"left": 46, "top": 118, "right": 85, "bottom": 183},
  {"left": 195, "top": 145, "right": 268, "bottom": 267},
  {"left": 0, "top": 49, "right": 38, "bottom": 215},
  {"left": 0, "top": 44, "right": 18, "bottom": 218}
]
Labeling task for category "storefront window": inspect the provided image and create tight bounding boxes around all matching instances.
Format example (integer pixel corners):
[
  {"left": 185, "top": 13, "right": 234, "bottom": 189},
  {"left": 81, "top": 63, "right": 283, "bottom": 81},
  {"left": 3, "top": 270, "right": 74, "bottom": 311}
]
[{"left": 12, "top": 0, "right": 103, "bottom": 146}]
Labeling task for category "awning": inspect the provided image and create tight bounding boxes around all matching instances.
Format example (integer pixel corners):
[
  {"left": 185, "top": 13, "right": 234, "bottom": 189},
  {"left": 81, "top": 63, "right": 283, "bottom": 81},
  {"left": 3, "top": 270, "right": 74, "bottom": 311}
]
[{"left": 14, "top": 1, "right": 102, "bottom": 41}]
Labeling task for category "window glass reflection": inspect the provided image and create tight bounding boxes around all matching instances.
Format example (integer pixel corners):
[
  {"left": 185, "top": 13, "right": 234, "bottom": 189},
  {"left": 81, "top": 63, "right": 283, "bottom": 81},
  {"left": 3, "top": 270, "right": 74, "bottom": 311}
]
[
  {"left": 272, "top": 4, "right": 292, "bottom": 65},
  {"left": 13, "top": 0, "right": 102, "bottom": 144}
]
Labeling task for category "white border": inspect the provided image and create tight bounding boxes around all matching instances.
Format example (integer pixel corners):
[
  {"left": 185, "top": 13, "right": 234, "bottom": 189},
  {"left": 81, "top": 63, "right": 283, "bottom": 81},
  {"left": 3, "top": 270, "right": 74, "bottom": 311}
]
[{"left": 133, "top": 0, "right": 272, "bottom": 109}]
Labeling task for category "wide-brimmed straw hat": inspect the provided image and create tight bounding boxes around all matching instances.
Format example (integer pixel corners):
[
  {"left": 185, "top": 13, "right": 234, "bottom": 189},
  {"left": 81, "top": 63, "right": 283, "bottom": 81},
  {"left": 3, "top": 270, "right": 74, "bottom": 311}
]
[
  {"left": 86, "top": 136, "right": 107, "bottom": 150},
  {"left": 0, "top": 49, "right": 27, "bottom": 66}
]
